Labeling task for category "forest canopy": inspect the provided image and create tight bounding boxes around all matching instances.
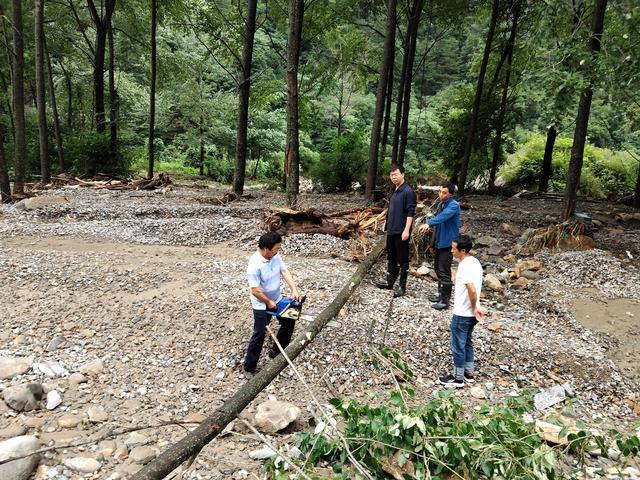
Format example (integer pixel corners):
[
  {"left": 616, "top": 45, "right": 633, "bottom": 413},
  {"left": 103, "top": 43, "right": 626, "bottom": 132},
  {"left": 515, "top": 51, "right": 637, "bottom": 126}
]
[{"left": 0, "top": 0, "right": 638, "bottom": 211}]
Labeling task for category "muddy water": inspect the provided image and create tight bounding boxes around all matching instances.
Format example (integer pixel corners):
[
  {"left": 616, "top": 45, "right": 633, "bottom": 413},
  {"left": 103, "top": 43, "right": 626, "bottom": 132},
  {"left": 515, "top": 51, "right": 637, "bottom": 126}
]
[{"left": 573, "top": 288, "right": 640, "bottom": 385}]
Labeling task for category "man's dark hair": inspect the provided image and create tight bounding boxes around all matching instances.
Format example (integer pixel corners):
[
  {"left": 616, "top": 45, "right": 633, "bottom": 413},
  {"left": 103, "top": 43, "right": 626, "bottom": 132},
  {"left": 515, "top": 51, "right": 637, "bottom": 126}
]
[
  {"left": 453, "top": 234, "right": 473, "bottom": 253},
  {"left": 389, "top": 163, "right": 405, "bottom": 174},
  {"left": 259, "top": 232, "right": 282, "bottom": 250},
  {"left": 442, "top": 181, "right": 456, "bottom": 194}
]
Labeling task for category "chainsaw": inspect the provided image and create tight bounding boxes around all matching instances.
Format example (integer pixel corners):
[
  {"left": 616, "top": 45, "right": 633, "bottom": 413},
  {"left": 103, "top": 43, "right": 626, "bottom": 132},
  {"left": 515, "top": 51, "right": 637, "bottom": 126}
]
[{"left": 268, "top": 295, "right": 306, "bottom": 320}]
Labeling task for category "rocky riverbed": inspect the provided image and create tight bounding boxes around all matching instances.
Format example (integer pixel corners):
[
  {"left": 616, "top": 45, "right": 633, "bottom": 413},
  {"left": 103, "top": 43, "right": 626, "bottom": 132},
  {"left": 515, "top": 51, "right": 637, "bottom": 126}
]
[{"left": 0, "top": 182, "right": 639, "bottom": 479}]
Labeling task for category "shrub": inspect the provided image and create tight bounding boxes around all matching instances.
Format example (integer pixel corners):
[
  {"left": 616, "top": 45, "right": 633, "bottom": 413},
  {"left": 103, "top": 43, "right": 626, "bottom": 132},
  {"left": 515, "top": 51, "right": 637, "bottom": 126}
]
[
  {"left": 311, "top": 132, "right": 367, "bottom": 192},
  {"left": 500, "top": 133, "right": 637, "bottom": 198}
]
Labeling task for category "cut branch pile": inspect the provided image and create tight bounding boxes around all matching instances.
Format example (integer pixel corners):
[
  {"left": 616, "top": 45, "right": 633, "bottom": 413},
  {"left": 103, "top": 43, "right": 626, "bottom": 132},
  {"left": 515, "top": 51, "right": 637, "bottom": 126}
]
[{"left": 265, "top": 207, "right": 386, "bottom": 240}]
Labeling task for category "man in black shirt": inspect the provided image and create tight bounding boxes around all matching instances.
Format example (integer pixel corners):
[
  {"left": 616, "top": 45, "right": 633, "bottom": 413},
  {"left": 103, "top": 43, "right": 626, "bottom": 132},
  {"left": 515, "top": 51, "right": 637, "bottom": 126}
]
[{"left": 375, "top": 164, "right": 416, "bottom": 297}]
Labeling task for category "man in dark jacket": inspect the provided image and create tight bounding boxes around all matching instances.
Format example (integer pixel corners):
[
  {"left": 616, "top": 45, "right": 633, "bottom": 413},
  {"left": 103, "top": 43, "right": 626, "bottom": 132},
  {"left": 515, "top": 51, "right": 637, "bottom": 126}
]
[
  {"left": 376, "top": 164, "right": 416, "bottom": 297},
  {"left": 419, "top": 182, "right": 460, "bottom": 310}
]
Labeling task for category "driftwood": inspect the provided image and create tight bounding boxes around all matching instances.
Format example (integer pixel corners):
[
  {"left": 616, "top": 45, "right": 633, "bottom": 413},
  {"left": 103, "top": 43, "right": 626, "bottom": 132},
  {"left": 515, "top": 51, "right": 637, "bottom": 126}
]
[
  {"left": 130, "top": 237, "right": 386, "bottom": 480},
  {"left": 28, "top": 173, "right": 172, "bottom": 191},
  {"left": 265, "top": 207, "right": 386, "bottom": 240}
]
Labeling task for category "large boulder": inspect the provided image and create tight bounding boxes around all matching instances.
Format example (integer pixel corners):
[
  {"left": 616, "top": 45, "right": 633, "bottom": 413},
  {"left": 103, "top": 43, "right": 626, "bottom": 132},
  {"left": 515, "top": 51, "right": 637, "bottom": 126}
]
[
  {"left": 254, "top": 400, "right": 301, "bottom": 433},
  {"left": 2, "top": 383, "right": 43, "bottom": 412},
  {"left": 0, "top": 435, "right": 41, "bottom": 480}
]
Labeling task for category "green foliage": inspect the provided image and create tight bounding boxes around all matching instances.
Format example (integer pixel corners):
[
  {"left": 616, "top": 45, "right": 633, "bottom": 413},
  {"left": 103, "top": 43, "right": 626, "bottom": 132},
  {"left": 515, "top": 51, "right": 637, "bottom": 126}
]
[
  {"left": 267, "top": 349, "right": 640, "bottom": 480},
  {"left": 500, "top": 134, "right": 638, "bottom": 198},
  {"left": 310, "top": 132, "right": 367, "bottom": 192}
]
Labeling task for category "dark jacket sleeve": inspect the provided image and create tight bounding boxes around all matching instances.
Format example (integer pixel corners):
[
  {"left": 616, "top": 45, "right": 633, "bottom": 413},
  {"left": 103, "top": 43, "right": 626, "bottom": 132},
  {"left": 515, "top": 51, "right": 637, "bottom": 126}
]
[{"left": 405, "top": 188, "right": 416, "bottom": 218}]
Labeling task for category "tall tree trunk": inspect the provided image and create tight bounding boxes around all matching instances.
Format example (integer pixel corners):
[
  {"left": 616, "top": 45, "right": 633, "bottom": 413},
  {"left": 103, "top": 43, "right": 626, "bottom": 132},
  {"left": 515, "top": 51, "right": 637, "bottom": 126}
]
[
  {"left": 489, "top": 2, "right": 519, "bottom": 191},
  {"left": 397, "top": 0, "right": 425, "bottom": 168},
  {"left": 147, "top": 0, "right": 157, "bottom": 179},
  {"left": 0, "top": 11, "right": 15, "bottom": 137},
  {"left": 458, "top": 0, "right": 500, "bottom": 194},
  {"left": 11, "top": 0, "right": 27, "bottom": 195},
  {"left": 87, "top": 0, "right": 116, "bottom": 136},
  {"left": 35, "top": 0, "right": 50, "bottom": 183},
  {"left": 539, "top": 125, "right": 556, "bottom": 192},
  {"left": 108, "top": 21, "right": 117, "bottom": 164},
  {"left": 57, "top": 59, "right": 72, "bottom": 130},
  {"left": 199, "top": 118, "right": 205, "bottom": 177},
  {"left": 391, "top": 14, "right": 413, "bottom": 165},
  {"left": 562, "top": 0, "right": 608, "bottom": 220},
  {"left": 379, "top": 43, "right": 395, "bottom": 162},
  {"left": 44, "top": 35, "right": 65, "bottom": 172},
  {"left": 633, "top": 161, "right": 640, "bottom": 209},
  {"left": 0, "top": 123, "right": 10, "bottom": 202},
  {"left": 233, "top": 0, "right": 257, "bottom": 196},
  {"left": 366, "top": 0, "right": 397, "bottom": 199},
  {"left": 284, "top": 0, "right": 304, "bottom": 207}
]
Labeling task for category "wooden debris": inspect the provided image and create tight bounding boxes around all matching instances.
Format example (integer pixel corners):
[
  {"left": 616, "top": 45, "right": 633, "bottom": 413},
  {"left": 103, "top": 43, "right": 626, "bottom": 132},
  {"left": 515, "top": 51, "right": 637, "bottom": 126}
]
[
  {"left": 520, "top": 220, "right": 592, "bottom": 253},
  {"left": 265, "top": 207, "right": 385, "bottom": 240},
  {"left": 27, "top": 173, "right": 173, "bottom": 192}
]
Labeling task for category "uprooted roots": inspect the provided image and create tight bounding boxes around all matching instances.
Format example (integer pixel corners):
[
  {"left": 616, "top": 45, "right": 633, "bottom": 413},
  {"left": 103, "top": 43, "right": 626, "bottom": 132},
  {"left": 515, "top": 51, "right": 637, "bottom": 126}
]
[{"left": 522, "top": 220, "right": 588, "bottom": 252}]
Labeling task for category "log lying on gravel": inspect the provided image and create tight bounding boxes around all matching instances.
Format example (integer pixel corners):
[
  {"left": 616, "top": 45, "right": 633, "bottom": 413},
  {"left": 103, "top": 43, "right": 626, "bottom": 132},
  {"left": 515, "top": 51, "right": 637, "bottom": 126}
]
[
  {"left": 266, "top": 207, "right": 386, "bottom": 239},
  {"left": 131, "top": 237, "right": 386, "bottom": 480}
]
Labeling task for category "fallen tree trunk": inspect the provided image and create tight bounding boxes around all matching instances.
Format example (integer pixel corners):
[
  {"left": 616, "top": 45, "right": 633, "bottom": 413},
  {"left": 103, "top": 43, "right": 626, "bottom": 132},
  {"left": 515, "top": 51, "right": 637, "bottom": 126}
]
[
  {"left": 131, "top": 237, "right": 386, "bottom": 480},
  {"left": 266, "top": 207, "right": 386, "bottom": 239}
]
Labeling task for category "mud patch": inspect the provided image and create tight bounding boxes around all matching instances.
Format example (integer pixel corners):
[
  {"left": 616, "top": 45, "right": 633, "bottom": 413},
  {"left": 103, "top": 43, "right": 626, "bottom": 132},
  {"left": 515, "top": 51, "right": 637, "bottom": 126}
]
[{"left": 573, "top": 288, "right": 640, "bottom": 384}]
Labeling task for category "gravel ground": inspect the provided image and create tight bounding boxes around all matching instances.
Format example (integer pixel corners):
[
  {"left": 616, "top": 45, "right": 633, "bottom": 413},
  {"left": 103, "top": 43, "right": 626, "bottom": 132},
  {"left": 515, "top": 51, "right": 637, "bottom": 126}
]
[{"left": 0, "top": 184, "right": 638, "bottom": 479}]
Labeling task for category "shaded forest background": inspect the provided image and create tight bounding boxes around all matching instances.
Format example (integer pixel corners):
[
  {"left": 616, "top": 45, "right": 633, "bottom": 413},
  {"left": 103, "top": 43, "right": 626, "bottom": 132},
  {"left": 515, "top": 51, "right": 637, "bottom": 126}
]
[{"left": 0, "top": 0, "right": 638, "bottom": 215}]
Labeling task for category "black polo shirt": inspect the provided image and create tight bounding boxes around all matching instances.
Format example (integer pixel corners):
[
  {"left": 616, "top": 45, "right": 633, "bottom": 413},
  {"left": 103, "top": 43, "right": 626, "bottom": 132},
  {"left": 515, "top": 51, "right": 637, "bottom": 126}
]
[{"left": 386, "top": 182, "right": 416, "bottom": 235}]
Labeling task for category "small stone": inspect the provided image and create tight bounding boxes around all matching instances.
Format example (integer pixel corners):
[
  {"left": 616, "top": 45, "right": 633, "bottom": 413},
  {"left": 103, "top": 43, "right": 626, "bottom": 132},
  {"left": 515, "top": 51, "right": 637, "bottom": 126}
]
[
  {"left": 97, "top": 440, "right": 117, "bottom": 457},
  {"left": 79, "top": 359, "right": 104, "bottom": 375},
  {"left": 114, "top": 443, "right": 128, "bottom": 460},
  {"left": 57, "top": 415, "right": 83, "bottom": 428},
  {"left": 3, "top": 383, "right": 43, "bottom": 412},
  {"left": 68, "top": 372, "right": 88, "bottom": 386},
  {"left": 416, "top": 265, "right": 430, "bottom": 276},
  {"left": 0, "top": 423, "right": 27, "bottom": 440},
  {"left": 46, "top": 391, "right": 62, "bottom": 410},
  {"left": 511, "top": 277, "right": 529, "bottom": 289},
  {"left": 487, "top": 244, "right": 503, "bottom": 256},
  {"left": 87, "top": 406, "right": 109, "bottom": 423},
  {"left": 0, "top": 357, "right": 33, "bottom": 380},
  {"left": 45, "top": 336, "right": 67, "bottom": 352},
  {"left": 129, "top": 446, "right": 156, "bottom": 464},
  {"left": 22, "top": 417, "right": 46, "bottom": 429},
  {"left": 487, "top": 322, "right": 502, "bottom": 332},
  {"left": 484, "top": 274, "right": 503, "bottom": 292},
  {"left": 124, "top": 432, "right": 150, "bottom": 448},
  {"left": 0, "top": 435, "right": 41, "bottom": 480},
  {"left": 249, "top": 447, "right": 278, "bottom": 460},
  {"left": 64, "top": 457, "right": 102, "bottom": 474},
  {"left": 534, "top": 385, "right": 566, "bottom": 410},
  {"left": 469, "top": 387, "right": 487, "bottom": 399},
  {"left": 33, "top": 362, "right": 68, "bottom": 378},
  {"left": 254, "top": 400, "right": 301, "bottom": 433}
]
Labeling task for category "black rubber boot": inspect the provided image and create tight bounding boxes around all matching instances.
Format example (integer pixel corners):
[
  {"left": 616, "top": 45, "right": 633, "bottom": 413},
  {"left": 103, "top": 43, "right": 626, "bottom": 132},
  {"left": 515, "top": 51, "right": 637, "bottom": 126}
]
[
  {"left": 376, "top": 266, "right": 399, "bottom": 290},
  {"left": 432, "top": 282, "right": 451, "bottom": 310},
  {"left": 428, "top": 282, "right": 441, "bottom": 303},
  {"left": 394, "top": 270, "right": 408, "bottom": 297}
]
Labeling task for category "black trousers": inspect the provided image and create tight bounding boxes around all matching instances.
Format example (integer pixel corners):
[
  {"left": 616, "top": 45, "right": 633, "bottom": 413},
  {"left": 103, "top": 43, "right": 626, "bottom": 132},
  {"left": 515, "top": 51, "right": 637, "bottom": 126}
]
[
  {"left": 434, "top": 246, "right": 453, "bottom": 287},
  {"left": 387, "top": 234, "right": 410, "bottom": 272},
  {"left": 244, "top": 309, "right": 295, "bottom": 372}
]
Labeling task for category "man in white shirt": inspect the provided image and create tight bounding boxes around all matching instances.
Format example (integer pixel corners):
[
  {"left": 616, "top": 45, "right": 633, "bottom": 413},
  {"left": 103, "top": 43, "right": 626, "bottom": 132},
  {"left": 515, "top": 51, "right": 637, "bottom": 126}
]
[
  {"left": 438, "top": 235, "right": 485, "bottom": 388},
  {"left": 243, "top": 232, "right": 301, "bottom": 375}
]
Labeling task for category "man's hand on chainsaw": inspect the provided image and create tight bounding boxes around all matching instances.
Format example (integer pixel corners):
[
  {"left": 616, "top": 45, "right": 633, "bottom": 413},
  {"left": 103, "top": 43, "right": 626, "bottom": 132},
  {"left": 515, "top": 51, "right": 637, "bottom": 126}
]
[
  {"left": 266, "top": 299, "right": 277, "bottom": 310},
  {"left": 290, "top": 288, "right": 301, "bottom": 302}
]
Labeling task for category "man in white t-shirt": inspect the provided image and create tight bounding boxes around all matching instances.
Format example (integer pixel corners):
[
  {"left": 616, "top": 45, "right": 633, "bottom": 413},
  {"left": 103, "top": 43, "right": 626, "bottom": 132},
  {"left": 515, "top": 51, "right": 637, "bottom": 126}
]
[
  {"left": 438, "top": 234, "right": 485, "bottom": 388},
  {"left": 243, "top": 232, "right": 301, "bottom": 376}
]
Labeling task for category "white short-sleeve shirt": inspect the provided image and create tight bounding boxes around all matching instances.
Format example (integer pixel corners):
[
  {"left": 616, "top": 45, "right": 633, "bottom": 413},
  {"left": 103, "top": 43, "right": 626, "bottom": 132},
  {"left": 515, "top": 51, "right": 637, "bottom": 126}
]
[
  {"left": 453, "top": 255, "right": 483, "bottom": 317},
  {"left": 247, "top": 250, "right": 286, "bottom": 310}
]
